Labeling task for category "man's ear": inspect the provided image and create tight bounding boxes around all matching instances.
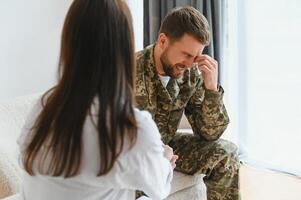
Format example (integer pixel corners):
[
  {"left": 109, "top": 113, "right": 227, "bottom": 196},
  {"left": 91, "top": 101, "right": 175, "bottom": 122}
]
[{"left": 157, "top": 33, "right": 169, "bottom": 49}]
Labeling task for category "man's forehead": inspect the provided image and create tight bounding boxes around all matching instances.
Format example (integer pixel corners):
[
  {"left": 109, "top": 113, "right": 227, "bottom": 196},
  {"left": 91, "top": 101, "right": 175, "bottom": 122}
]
[{"left": 177, "top": 44, "right": 205, "bottom": 56}]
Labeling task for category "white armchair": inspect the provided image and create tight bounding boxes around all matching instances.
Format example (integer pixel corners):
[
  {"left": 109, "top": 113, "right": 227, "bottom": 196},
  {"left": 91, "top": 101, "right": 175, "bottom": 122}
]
[{"left": 0, "top": 94, "right": 206, "bottom": 200}]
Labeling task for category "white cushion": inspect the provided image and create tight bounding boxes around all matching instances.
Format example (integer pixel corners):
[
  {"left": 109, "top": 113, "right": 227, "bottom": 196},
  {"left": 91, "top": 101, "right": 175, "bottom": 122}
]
[
  {"left": 0, "top": 94, "right": 207, "bottom": 200},
  {"left": 0, "top": 94, "right": 39, "bottom": 198},
  {"left": 2, "top": 193, "right": 23, "bottom": 200},
  {"left": 0, "top": 146, "right": 21, "bottom": 199},
  {"left": 166, "top": 171, "right": 206, "bottom": 200},
  {"left": 138, "top": 172, "right": 207, "bottom": 200},
  {"left": 170, "top": 171, "right": 204, "bottom": 194},
  {"left": 166, "top": 183, "right": 207, "bottom": 200}
]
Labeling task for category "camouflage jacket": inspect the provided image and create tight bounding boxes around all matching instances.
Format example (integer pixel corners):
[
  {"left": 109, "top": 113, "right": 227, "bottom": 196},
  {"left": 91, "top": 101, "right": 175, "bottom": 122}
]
[{"left": 135, "top": 45, "right": 229, "bottom": 144}]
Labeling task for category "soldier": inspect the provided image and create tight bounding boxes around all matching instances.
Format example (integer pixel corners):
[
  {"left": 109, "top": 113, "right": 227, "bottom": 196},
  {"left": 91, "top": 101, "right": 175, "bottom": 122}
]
[{"left": 135, "top": 6, "right": 240, "bottom": 200}]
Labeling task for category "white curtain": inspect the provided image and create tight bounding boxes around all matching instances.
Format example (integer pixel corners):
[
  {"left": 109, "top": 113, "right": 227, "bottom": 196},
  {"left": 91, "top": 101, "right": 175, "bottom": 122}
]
[
  {"left": 223, "top": 0, "right": 301, "bottom": 176},
  {"left": 125, "top": 0, "right": 144, "bottom": 52}
]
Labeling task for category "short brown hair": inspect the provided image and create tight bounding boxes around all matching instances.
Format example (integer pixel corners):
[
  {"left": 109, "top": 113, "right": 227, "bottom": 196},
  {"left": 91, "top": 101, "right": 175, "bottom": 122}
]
[{"left": 159, "top": 6, "right": 210, "bottom": 45}]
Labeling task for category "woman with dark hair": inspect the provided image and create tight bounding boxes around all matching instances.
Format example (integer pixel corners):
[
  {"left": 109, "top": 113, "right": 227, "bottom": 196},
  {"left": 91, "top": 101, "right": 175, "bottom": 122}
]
[{"left": 17, "top": 0, "right": 173, "bottom": 199}]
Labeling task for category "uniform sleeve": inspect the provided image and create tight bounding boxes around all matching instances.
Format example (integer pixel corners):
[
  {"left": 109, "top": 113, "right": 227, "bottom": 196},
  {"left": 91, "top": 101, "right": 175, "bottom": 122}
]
[
  {"left": 184, "top": 81, "right": 230, "bottom": 141},
  {"left": 118, "top": 111, "right": 173, "bottom": 200}
]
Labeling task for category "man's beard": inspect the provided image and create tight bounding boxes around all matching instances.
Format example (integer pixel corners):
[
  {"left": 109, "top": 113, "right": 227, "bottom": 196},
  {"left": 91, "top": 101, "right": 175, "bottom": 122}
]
[
  {"left": 160, "top": 53, "right": 186, "bottom": 78},
  {"left": 160, "top": 57, "right": 173, "bottom": 77},
  {"left": 160, "top": 51, "right": 178, "bottom": 78}
]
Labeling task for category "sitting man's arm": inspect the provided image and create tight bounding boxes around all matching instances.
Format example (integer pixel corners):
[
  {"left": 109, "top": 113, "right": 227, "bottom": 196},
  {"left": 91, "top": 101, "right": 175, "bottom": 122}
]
[{"left": 184, "top": 80, "right": 230, "bottom": 141}]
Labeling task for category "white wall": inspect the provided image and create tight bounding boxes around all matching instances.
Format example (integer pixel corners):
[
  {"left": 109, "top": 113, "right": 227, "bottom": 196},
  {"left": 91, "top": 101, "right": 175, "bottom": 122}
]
[
  {"left": 0, "top": 0, "right": 72, "bottom": 103},
  {"left": 0, "top": 0, "right": 143, "bottom": 103}
]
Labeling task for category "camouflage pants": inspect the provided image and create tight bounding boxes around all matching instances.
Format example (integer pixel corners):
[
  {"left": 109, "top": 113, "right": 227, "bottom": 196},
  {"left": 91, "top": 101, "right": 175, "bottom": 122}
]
[{"left": 169, "top": 132, "right": 241, "bottom": 200}]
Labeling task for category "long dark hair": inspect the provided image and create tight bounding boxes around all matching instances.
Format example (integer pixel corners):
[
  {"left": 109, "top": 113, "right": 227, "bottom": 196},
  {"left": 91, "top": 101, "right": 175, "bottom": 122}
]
[{"left": 23, "top": 0, "right": 137, "bottom": 178}]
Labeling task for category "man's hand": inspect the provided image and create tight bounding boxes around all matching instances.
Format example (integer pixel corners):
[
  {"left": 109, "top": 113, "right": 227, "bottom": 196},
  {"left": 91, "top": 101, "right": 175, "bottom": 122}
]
[
  {"left": 163, "top": 145, "right": 178, "bottom": 169},
  {"left": 194, "top": 55, "right": 218, "bottom": 91}
]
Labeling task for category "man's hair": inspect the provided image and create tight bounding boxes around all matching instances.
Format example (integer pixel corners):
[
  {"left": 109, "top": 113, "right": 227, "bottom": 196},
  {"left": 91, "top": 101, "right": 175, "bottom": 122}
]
[{"left": 159, "top": 6, "right": 210, "bottom": 45}]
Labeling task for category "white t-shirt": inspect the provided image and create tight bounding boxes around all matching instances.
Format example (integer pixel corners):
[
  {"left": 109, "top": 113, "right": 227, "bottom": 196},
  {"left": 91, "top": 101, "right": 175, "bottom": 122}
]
[
  {"left": 158, "top": 75, "right": 170, "bottom": 88},
  {"left": 17, "top": 97, "right": 173, "bottom": 200}
]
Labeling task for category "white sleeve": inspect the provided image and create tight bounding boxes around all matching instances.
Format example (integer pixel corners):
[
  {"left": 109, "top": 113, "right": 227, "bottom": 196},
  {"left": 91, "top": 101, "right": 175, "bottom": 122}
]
[{"left": 117, "top": 111, "right": 173, "bottom": 200}]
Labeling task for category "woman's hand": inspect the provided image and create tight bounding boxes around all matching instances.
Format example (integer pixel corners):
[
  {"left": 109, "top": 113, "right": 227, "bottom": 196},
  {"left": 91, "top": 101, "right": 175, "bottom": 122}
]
[{"left": 163, "top": 145, "right": 178, "bottom": 169}]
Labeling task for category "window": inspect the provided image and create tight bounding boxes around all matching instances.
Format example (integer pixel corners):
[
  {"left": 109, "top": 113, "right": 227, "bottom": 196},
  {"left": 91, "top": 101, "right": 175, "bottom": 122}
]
[
  {"left": 125, "top": 0, "right": 144, "bottom": 51},
  {"left": 224, "top": 0, "right": 301, "bottom": 175}
]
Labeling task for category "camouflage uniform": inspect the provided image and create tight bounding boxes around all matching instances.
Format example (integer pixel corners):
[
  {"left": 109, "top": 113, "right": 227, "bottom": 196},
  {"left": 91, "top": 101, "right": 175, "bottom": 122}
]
[{"left": 135, "top": 45, "right": 240, "bottom": 200}]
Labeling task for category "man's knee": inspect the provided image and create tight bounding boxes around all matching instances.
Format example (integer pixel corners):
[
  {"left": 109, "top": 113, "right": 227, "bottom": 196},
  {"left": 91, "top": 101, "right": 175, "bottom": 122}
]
[
  {"left": 208, "top": 139, "right": 240, "bottom": 175},
  {"left": 216, "top": 139, "right": 239, "bottom": 171},
  {"left": 212, "top": 139, "right": 240, "bottom": 177},
  {"left": 214, "top": 139, "right": 238, "bottom": 158}
]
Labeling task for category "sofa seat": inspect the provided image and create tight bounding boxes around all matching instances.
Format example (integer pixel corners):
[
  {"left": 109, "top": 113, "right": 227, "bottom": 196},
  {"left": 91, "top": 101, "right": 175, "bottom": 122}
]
[{"left": 0, "top": 94, "right": 206, "bottom": 200}]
